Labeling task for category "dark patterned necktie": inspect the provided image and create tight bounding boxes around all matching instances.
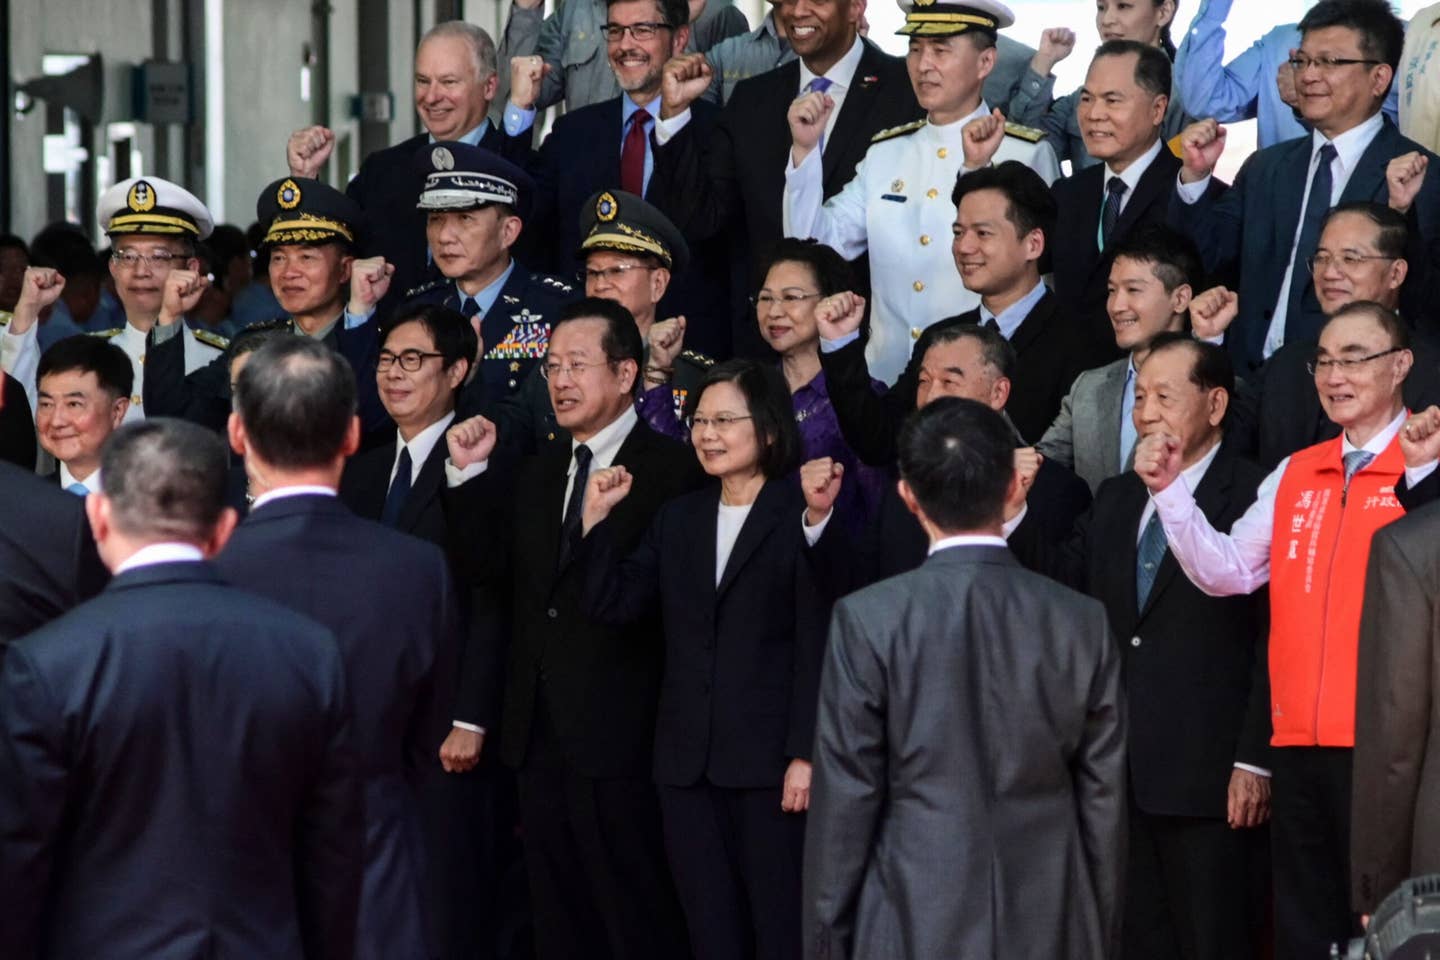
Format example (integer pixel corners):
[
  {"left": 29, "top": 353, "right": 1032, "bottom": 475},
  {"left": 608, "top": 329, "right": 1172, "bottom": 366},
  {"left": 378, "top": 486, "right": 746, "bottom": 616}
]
[
  {"left": 1101, "top": 177, "right": 1128, "bottom": 249},
  {"left": 557, "top": 444, "right": 593, "bottom": 569},
  {"left": 1136, "top": 512, "right": 1166, "bottom": 610}
]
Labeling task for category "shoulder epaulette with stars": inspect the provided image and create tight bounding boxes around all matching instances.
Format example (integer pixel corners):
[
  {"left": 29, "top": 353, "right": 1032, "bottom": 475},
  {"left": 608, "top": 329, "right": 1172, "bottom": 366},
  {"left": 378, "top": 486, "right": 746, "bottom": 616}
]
[
  {"left": 537, "top": 275, "right": 573, "bottom": 294},
  {"left": 1004, "top": 121, "right": 1045, "bottom": 143},
  {"left": 193, "top": 328, "right": 231, "bottom": 351},
  {"left": 0, "top": 310, "right": 10, "bottom": 328},
  {"left": 241, "top": 317, "right": 292, "bottom": 334},
  {"left": 404, "top": 279, "right": 447, "bottom": 299},
  {"left": 871, "top": 119, "right": 927, "bottom": 144},
  {"left": 87, "top": 328, "right": 122, "bottom": 339},
  {"left": 680, "top": 349, "right": 715, "bottom": 369}
]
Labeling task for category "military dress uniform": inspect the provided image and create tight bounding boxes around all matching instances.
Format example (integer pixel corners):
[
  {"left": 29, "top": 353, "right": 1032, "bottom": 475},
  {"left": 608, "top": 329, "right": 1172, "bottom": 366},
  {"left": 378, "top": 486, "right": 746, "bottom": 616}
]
[{"left": 782, "top": 0, "right": 1060, "bottom": 386}]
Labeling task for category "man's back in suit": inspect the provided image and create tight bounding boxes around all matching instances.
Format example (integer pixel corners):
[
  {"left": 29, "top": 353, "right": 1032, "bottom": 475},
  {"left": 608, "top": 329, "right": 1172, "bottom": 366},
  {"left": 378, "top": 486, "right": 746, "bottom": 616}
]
[
  {"left": 0, "top": 461, "right": 107, "bottom": 648},
  {"left": 0, "top": 561, "right": 362, "bottom": 960}
]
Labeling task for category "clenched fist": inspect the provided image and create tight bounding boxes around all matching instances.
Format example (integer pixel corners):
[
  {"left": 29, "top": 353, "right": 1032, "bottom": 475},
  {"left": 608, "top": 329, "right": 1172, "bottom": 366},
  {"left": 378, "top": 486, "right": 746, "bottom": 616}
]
[
  {"left": 647, "top": 316, "right": 687, "bottom": 373},
  {"left": 1386, "top": 151, "right": 1429, "bottom": 215},
  {"left": 347, "top": 256, "right": 395, "bottom": 315},
  {"left": 788, "top": 90, "right": 835, "bottom": 165},
  {"left": 158, "top": 269, "right": 210, "bottom": 327},
  {"left": 447, "top": 415, "right": 498, "bottom": 470},
  {"left": 1190, "top": 286, "right": 1239, "bottom": 342},
  {"left": 9, "top": 267, "right": 67, "bottom": 335},
  {"left": 800, "top": 457, "right": 844, "bottom": 526},
  {"left": 1178, "top": 119, "right": 1226, "bottom": 184},
  {"left": 660, "top": 53, "right": 713, "bottom": 119},
  {"left": 1133, "top": 431, "right": 1184, "bottom": 492},
  {"left": 813, "top": 291, "right": 865, "bottom": 341},
  {"left": 1031, "top": 27, "right": 1076, "bottom": 76},
  {"left": 510, "top": 55, "right": 549, "bottom": 111},
  {"left": 961, "top": 108, "right": 1007, "bottom": 171},
  {"left": 287, "top": 125, "right": 336, "bottom": 179},
  {"left": 1400, "top": 405, "right": 1440, "bottom": 470},
  {"left": 582, "top": 465, "right": 634, "bottom": 534}
]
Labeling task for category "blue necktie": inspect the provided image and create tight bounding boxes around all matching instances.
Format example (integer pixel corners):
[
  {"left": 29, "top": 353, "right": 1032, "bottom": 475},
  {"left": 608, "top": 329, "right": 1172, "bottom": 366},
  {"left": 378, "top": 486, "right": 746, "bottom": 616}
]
[
  {"left": 1136, "top": 512, "right": 1167, "bottom": 611},
  {"left": 806, "top": 76, "right": 833, "bottom": 152},
  {"left": 460, "top": 297, "right": 481, "bottom": 319},
  {"left": 1343, "top": 449, "right": 1375, "bottom": 490},
  {"left": 381, "top": 447, "right": 412, "bottom": 527},
  {"left": 65, "top": 482, "right": 88, "bottom": 496},
  {"left": 1287, "top": 143, "right": 1338, "bottom": 324}
]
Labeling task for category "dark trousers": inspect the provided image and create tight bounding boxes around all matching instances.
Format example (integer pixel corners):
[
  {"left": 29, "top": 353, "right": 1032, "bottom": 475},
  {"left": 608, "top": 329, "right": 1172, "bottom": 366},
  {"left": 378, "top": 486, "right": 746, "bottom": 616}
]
[
  {"left": 1270, "top": 746, "right": 1359, "bottom": 960},
  {"left": 1122, "top": 804, "right": 1258, "bottom": 960},
  {"left": 658, "top": 781, "right": 805, "bottom": 960},
  {"left": 516, "top": 699, "right": 689, "bottom": 960}
]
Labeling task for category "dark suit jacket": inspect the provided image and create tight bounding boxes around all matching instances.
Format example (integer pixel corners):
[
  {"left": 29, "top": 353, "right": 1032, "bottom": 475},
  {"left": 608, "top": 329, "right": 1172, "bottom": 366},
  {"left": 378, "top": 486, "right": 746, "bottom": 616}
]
[
  {"left": 1352, "top": 499, "right": 1440, "bottom": 912},
  {"left": 0, "top": 461, "right": 106, "bottom": 648},
  {"left": 348, "top": 124, "right": 528, "bottom": 314},
  {"left": 821, "top": 292, "right": 1102, "bottom": 462},
  {"left": 0, "top": 561, "right": 362, "bottom": 960},
  {"left": 803, "top": 545, "right": 1125, "bottom": 959},
  {"left": 1171, "top": 118, "right": 1440, "bottom": 372},
  {"left": 1009, "top": 444, "right": 1272, "bottom": 819},
  {"left": 214, "top": 494, "right": 457, "bottom": 959},
  {"left": 452, "top": 418, "right": 704, "bottom": 778},
  {"left": 0, "top": 372, "right": 35, "bottom": 470},
  {"left": 1052, "top": 147, "right": 1202, "bottom": 360},
  {"left": 579, "top": 478, "right": 830, "bottom": 788}
]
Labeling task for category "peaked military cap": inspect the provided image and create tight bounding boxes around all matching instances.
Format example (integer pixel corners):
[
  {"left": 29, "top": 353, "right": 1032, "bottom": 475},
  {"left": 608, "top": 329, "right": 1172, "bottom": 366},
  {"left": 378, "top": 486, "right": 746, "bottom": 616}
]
[
  {"left": 416, "top": 142, "right": 534, "bottom": 221},
  {"left": 896, "top": 0, "right": 1014, "bottom": 37},
  {"left": 256, "top": 176, "right": 363, "bottom": 247},
  {"left": 577, "top": 190, "right": 690, "bottom": 275},
  {"left": 98, "top": 177, "right": 214, "bottom": 240}
]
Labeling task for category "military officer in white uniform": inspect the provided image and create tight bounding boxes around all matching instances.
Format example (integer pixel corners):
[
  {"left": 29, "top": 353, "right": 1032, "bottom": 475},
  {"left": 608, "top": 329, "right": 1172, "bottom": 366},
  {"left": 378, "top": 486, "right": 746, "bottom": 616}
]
[
  {"left": 0, "top": 178, "right": 225, "bottom": 423},
  {"left": 783, "top": 0, "right": 1059, "bottom": 385}
]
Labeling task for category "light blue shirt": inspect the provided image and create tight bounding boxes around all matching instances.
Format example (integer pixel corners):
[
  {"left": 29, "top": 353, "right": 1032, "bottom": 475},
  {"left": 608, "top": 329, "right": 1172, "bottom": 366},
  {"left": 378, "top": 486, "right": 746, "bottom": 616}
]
[
  {"left": 620, "top": 94, "right": 661, "bottom": 196},
  {"left": 431, "top": 121, "right": 490, "bottom": 146},
  {"left": 463, "top": 259, "right": 517, "bottom": 317},
  {"left": 1174, "top": 0, "right": 1399, "bottom": 149},
  {"left": 978, "top": 280, "right": 1048, "bottom": 342}
]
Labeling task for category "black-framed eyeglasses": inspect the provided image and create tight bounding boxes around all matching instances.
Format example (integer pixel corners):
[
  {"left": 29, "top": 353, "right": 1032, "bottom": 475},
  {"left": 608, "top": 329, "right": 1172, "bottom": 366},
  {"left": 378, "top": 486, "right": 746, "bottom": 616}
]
[
  {"left": 1306, "top": 251, "right": 1397, "bottom": 273},
  {"left": 1306, "top": 346, "right": 1404, "bottom": 375},
  {"left": 111, "top": 250, "right": 181, "bottom": 269},
  {"left": 601, "top": 21, "right": 671, "bottom": 41},
  {"left": 750, "top": 291, "right": 822, "bottom": 308},
  {"left": 579, "top": 263, "right": 656, "bottom": 284},
  {"left": 541, "top": 358, "right": 619, "bottom": 380},
  {"left": 686, "top": 414, "right": 753, "bottom": 431},
  {"left": 377, "top": 349, "right": 445, "bottom": 372},
  {"left": 1287, "top": 55, "right": 1381, "bottom": 72}
]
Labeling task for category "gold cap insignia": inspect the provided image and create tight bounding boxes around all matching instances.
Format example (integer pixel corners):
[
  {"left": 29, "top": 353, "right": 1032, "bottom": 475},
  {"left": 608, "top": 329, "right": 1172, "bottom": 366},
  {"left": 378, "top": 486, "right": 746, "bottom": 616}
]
[
  {"left": 277, "top": 178, "right": 302, "bottom": 210},
  {"left": 127, "top": 180, "right": 157, "bottom": 213},
  {"left": 596, "top": 192, "right": 618, "bottom": 222}
]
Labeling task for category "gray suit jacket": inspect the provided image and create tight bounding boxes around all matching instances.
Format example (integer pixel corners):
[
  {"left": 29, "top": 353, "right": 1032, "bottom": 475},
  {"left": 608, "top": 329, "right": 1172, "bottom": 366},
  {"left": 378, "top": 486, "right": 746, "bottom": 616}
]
[
  {"left": 804, "top": 545, "right": 1126, "bottom": 960},
  {"left": 1353, "top": 500, "right": 1440, "bottom": 912},
  {"left": 1036, "top": 356, "right": 1131, "bottom": 495}
]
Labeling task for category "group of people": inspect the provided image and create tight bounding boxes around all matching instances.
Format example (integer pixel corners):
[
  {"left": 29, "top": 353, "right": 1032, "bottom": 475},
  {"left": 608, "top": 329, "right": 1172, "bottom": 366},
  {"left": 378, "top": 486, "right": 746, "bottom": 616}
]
[{"left": 4, "top": 0, "right": 1440, "bottom": 958}]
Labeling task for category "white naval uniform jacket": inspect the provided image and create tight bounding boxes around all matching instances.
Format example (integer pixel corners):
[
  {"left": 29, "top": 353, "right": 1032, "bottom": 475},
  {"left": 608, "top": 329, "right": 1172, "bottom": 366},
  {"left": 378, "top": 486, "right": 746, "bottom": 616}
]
[{"left": 784, "top": 102, "right": 1061, "bottom": 385}]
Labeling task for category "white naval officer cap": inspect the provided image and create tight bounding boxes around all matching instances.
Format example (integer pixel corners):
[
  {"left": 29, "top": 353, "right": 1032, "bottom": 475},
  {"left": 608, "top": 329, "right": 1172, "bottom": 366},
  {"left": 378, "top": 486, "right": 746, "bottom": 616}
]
[
  {"left": 97, "top": 177, "right": 214, "bottom": 240},
  {"left": 896, "top": 0, "right": 1014, "bottom": 37}
]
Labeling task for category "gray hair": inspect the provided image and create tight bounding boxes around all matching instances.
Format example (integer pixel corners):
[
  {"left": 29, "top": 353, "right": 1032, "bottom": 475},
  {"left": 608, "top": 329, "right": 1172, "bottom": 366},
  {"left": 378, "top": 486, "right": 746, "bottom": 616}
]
[{"left": 420, "top": 20, "right": 499, "bottom": 80}]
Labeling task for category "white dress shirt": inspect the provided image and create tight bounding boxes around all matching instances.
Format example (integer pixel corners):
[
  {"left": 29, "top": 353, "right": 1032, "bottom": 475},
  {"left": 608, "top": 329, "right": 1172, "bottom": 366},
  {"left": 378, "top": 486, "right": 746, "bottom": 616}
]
[
  {"left": 391, "top": 413, "right": 457, "bottom": 488},
  {"left": 58, "top": 463, "right": 101, "bottom": 494},
  {"left": 250, "top": 485, "right": 338, "bottom": 512},
  {"left": 114, "top": 541, "right": 204, "bottom": 575},
  {"left": 715, "top": 502, "right": 754, "bottom": 586},
  {"left": 563, "top": 406, "right": 639, "bottom": 514},
  {"left": 1098, "top": 138, "right": 1165, "bottom": 248},
  {"left": 929, "top": 534, "right": 1008, "bottom": 555}
]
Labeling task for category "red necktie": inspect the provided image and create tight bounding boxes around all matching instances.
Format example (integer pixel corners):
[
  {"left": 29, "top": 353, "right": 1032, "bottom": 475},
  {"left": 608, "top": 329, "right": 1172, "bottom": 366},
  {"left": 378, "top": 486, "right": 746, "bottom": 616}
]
[{"left": 621, "top": 108, "right": 651, "bottom": 196}]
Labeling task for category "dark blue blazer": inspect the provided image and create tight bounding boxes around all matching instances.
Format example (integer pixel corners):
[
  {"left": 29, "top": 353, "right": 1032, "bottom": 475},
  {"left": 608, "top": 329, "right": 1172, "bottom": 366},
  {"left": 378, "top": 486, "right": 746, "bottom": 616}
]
[
  {"left": 524, "top": 97, "right": 733, "bottom": 357},
  {"left": 214, "top": 493, "right": 459, "bottom": 960},
  {"left": 1170, "top": 117, "right": 1440, "bottom": 372},
  {"left": 0, "top": 461, "right": 106, "bottom": 649},
  {"left": 0, "top": 560, "right": 362, "bottom": 960}
]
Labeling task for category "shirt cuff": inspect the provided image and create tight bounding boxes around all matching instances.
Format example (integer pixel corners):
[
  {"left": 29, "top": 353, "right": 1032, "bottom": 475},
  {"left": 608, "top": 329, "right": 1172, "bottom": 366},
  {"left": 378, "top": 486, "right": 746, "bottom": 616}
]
[
  {"left": 786, "top": 143, "right": 822, "bottom": 177},
  {"left": 343, "top": 306, "right": 374, "bottom": 331},
  {"left": 802, "top": 507, "right": 832, "bottom": 545},
  {"left": 1406, "top": 459, "right": 1440, "bottom": 489},
  {"left": 0, "top": 323, "right": 36, "bottom": 363},
  {"left": 452, "top": 721, "right": 486, "bottom": 734},
  {"left": 1002, "top": 503, "right": 1028, "bottom": 538},
  {"left": 1233, "top": 762, "right": 1271, "bottom": 778},
  {"left": 1195, "top": 331, "right": 1225, "bottom": 346},
  {"left": 1151, "top": 474, "right": 1199, "bottom": 520},
  {"left": 819, "top": 331, "right": 860, "bottom": 354},
  {"left": 504, "top": 101, "right": 537, "bottom": 138},
  {"left": 445, "top": 457, "right": 489, "bottom": 488},
  {"left": 150, "top": 319, "right": 184, "bottom": 345},
  {"left": 653, "top": 108, "right": 691, "bottom": 145},
  {"left": 1176, "top": 173, "right": 1213, "bottom": 204}
]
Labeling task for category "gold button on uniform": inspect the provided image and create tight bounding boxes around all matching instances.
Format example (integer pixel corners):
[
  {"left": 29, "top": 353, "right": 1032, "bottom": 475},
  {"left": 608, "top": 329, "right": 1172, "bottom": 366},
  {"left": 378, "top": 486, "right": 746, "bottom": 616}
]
[
  {"left": 926, "top": 188, "right": 938, "bottom": 199},
  {"left": 937, "top": 147, "right": 948, "bottom": 159},
  {"left": 920, "top": 235, "right": 930, "bottom": 246},
  {"left": 913, "top": 280, "right": 925, "bottom": 292},
  {"left": 911, "top": 327, "right": 921, "bottom": 340}
]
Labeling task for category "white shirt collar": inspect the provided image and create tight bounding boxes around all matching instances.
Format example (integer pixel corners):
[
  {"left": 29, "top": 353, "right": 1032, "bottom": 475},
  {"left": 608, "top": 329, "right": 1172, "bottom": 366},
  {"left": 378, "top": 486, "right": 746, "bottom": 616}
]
[
  {"left": 573, "top": 405, "right": 639, "bottom": 475},
  {"left": 1178, "top": 436, "right": 1223, "bottom": 491},
  {"left": 59, "top": 462, "right": 101, "bottom": 493},
  {"left": 928, "top": 533, "right": 1008, "bottom": 555},
  {"left": 932, "top": 100, "right": 991, "bottom": 138},
  {"left": 114, "top": 542, "right": 205, "bottom": 575},
  {"left": 1312, "top": 111, "right": 1385, "bottom": 175},
  {"left": 798, "top": 35, "right": 864, "bottom": 95},
  {"left": 1105, "top": 137, "right": 1164, "bottom": 197},
  {"left": 395, "top": 411, "right": 457, "bottom": 485},
  {"left": 1343, "top": 406, "right": 1407, "bottom": 457},
  {"left": 250, "top": 485, "right": 339, "bottom": 511}
]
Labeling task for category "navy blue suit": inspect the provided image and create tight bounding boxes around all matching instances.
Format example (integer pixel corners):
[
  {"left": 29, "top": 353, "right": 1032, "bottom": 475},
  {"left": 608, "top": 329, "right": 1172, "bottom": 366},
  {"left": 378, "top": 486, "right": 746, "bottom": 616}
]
[
  {"left": 0, "top": 560, "right": 362, "bottom": 960},
  {"left": 214, "top": 493, "right": 459, "bottom": 960},
  {"left": 523, "top": 97, "right": 733, "bottom": 357},
  {"left": 1170, "top": 118, "right": 1440, "bottom": 372}
]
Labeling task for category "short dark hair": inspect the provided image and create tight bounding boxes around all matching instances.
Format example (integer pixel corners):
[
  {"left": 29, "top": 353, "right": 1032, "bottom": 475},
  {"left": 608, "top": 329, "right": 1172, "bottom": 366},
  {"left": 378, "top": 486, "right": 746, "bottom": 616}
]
[
  {"left": 0, "top": 233, "right": 28, "bottom": 258},
  {"left": 898, "top": 397, "right": 1015, "bottom": 532},
  {"left": 204, "top": 224, "right": 250, "bottom": 290},
  {"left": 1299, "top": 0, "right": 1405, "bottom": 85},
  {"left": 759, "top": 238, "right": 853, "bottom": 298},
  {"left": 1322, "top": 299, "right": 1411, "bottom": 350},
  {"left": 923, "top": 323, "right": 1017, "bottom": 381},
  {"left": 1321, "top": 201, "right": 1408, "bottom": 259},
  {"left": 1142, "top": 331, "right": 1235, "bottom": 401},
  {"left": 605, "top": 0, "right": 689, "bottom": 27},
  {"left": 37, "top": 335, "right": 134, "bottom": 400},
  {"left": 31, "top": 226, "right": 104, "bottom": 280},
  {"left": 234, "top": 337, "right": 357, "bottom": 469},
  {"left": 1092, "top": 38, "right": 1173, "bottom": 99},
  {"left": 380, "top": 301, "right": 479, "bottom": 381},
  {"left": 100, "top": 419, "right": 229, "bottom": 542},
  {"left": 690, "top": 359, "right": 800, "bottom": 479},
  {"left": 952, "top": 161, "right": 1057, "bottom": 254},
  {"left": 552, "top": 296, "right": 645, "bottom": 398},
  {"left": 1110, "top": 224, "right": 1204, "bottom": 294},
  {"left": 227, "top": 327, "right": 289, "bottom": 369}
]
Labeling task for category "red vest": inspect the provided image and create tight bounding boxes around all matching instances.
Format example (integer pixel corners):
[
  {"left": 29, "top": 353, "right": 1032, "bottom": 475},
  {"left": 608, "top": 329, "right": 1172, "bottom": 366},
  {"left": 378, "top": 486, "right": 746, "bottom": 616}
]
[{"left": 1268, "top": 432, "right": 1406, "bottom": 747}]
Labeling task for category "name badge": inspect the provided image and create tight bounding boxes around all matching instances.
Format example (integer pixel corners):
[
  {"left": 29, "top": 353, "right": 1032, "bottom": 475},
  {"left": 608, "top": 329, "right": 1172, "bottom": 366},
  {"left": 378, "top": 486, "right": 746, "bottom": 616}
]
[{"left": 881, "top": 194, "right": 907, "bottom": 203}]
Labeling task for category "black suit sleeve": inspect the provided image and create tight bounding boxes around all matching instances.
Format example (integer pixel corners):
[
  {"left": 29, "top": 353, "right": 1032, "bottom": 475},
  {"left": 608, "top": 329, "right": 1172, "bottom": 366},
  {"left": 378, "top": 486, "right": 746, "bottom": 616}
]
[
  {"left": 648, "top": 104, "right": 738, "bottom": 245},
  {"left": 1006, "top": 495, "right": 1092, "bottom": 592},
  {"left": 142, "top": 331, "right": 231, "bottom": 431},
  {"left": 787, "top": 523, "right": 834, "bottom": 761},
  {"left": 1234, "top": 595, "right": 1273, "bottom": 770},
  {"left": 576, "top": 513, "right": 663, "bottom": 627},
  {"left": 1397, "top": 467, "right": 1440, "bottom": 511},
  {"left": 0, "top": 374, "right": 35, "bottom": 470},
  {"left": 818, "top": 338, "right": 917, "bottom": 467},
  {"left": 408, "top": 553, "right": 464, "bottom": 773}
]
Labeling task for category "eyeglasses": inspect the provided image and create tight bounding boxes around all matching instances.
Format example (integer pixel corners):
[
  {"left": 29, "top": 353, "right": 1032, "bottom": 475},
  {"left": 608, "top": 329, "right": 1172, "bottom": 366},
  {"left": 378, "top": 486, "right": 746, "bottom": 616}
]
[
  {"left": 1306, "top": 346, "right": 1403, "bottom": 375},
  {"left": 601, "top": 21, "right": 671, "bottom": 41},
  {"left": 580, "top": 263, "right": 655, "bottom": 284},
  {"left": 541, "top": 358, "right": 618, "bottom": 380},
  {"left": 1306, "top": 251, "right": 1397, "bottom": 273},
  {"left": 1287, "top": 55, "right": 1381, "bottom": 73},
  {"left": 110, "top": 250, "right": 182, "bottom": 269},
  {"left": 750, "top": 291, "right": 822, "bottom": 308},
  {"left": 686, "top": 414, "right": 753, "bottom": 432},
  {"left": 377, "top": 349, "right": 445, "bottom": 372}
]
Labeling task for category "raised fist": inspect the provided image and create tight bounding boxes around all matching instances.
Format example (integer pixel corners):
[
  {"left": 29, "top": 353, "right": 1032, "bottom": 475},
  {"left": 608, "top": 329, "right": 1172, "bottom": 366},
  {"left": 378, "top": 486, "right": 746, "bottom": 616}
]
[
  {"left": 9, "top": 267, "right": 66, "bottom": 335},
  {"left": 1190, "top": 285, "right": 1239, "bottom": 341},
  {"left": 648, "top": 316, "right": 687, "bottom": 372},
  {"left": 347, "top": 256, "right": 395, "bottom": 315},
  {"left": 287, "top": 125, "right": 335, "bottom": 179},
  {"left": 447, "top": 415, "right": 498, "bottom": 470},
  {"left": 1178, "top": 119, "right": 1226, "bottom": 184},
  {"left": 1386, "top": 151, "right": 1429, "bottom": 215},
  {"left": 159, "top": 269, "right": 210, "bottom": 326},
  {"left": 813, "top": 291, "right": 865, "bottom": 342},
  {"left": 961, "top": 108, "right": 1007, "bottom": 170},
  {"left": 1032, "top": 28, "right": 1076, "bottom": 75},
  {"left": 1134, "top": 431, "right": 1184, "bottom": 492},
  {"left": 660, "top": 53, "right": 714, "bottom": 119},
  {"left": 787, "top": 90, "right": 835, "bottom": 164},
  {"left": 509, "top": 55, "right": 549, "bottom": 111},
  {"left": 582, "top": 465, "right": 634, "bottom": 534},
  {"left": 800, "top": 457, "right": 844, "bottom": 526},
  {"left": 1400, "top": 405, "right": 1440, "bottom": 470}
]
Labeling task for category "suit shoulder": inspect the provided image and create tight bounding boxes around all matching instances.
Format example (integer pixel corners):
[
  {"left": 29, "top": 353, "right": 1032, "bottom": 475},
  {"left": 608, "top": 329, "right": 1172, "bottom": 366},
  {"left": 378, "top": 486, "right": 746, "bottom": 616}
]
[
  {"left": 871, "top": 119, "right": 926, "bottom": 144},
  {"left": 1004, "top": 121, "right": 1046, "bottom": 143}
]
